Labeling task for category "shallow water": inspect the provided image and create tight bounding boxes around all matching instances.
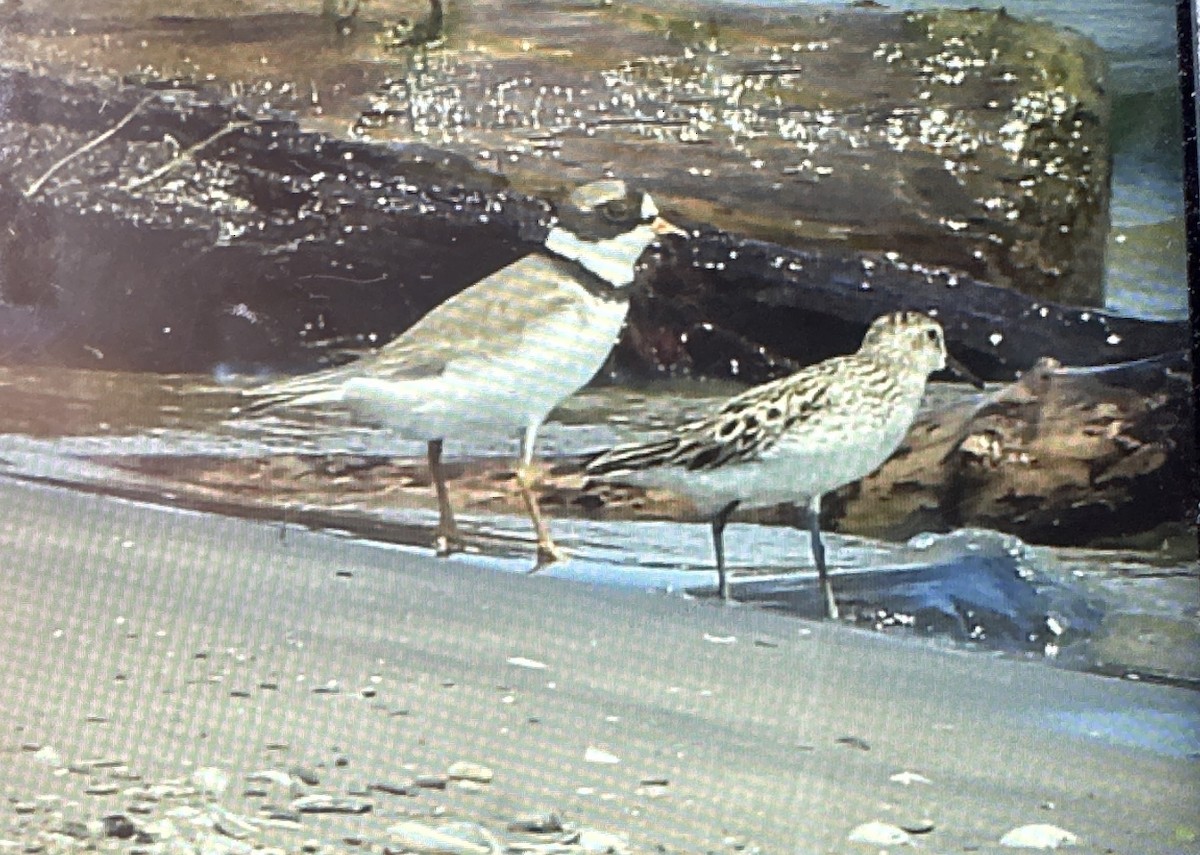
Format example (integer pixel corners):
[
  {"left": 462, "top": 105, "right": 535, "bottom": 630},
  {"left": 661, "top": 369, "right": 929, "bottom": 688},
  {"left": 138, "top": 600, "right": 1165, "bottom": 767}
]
[{"left": 0, "top": 365, "right": 1194, "bottom": 687}]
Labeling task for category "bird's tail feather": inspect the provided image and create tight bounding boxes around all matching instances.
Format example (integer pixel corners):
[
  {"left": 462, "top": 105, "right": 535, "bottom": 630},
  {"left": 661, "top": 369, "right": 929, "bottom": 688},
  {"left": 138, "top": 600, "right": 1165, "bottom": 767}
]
[{"left": 236, "top": 372, "right": 347, "bottom": 415}]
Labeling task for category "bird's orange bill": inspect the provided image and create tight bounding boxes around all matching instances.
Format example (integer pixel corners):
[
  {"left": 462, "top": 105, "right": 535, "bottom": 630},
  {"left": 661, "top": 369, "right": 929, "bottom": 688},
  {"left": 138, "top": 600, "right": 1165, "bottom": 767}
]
[
  {"left": 651, "top": 216, "right": 688, "bottom": 237},
  {"left": 945, "top": 353, "right": 985, "bottom": 389}
]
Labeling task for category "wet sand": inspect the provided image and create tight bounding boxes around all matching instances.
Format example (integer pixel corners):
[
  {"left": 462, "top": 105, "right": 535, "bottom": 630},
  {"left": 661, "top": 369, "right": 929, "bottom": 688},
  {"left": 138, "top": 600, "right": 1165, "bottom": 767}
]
[{"left": 1, "top": 477, "right": 1196, "bottom": 853}]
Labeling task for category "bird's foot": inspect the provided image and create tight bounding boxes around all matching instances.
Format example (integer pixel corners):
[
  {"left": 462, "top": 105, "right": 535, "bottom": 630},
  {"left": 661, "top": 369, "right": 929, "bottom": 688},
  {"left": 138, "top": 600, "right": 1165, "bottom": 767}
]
[
  {"left": 530, "top": 541, "right": 569, "bottom": 571},
  {"left": 434, "top": 529, "right": 466, "bottom": 558}
]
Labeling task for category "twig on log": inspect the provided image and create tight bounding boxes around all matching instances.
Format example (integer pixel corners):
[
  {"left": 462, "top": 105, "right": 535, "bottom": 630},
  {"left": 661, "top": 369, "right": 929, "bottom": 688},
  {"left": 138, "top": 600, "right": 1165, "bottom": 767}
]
[
  {"left": 23, "top": 95, "right": 155, "bottom": 198},
  {"left": 123, "top": 120, "right": 255, "bottom": 191}
]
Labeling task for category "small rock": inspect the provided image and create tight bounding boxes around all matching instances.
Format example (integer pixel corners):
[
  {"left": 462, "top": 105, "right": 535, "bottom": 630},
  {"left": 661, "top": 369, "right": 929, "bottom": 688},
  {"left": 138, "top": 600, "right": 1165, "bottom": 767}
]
[
  {"left": 413, "top": 774, "right": 448, "bottom": 790},
  {"left": 84, "top": 783, "right": 119, "bottom": 796},
  {"left": 847, "top": 821, "right": 910, "bottom": 846},
  {"left": 999, "top": 823, "right": 1079, "bottom": 849},
  {"left": 212, "top": 808, "right": 258, "bottom": 839},
  {"left": 102, "top": 815, "right": 136, "bottom": 839},
  {"left": 192, "top": 768, "right": 230, "bottom": 797},
  {"left": 260, "top": 811, "right": 303, "bottom": 826},
  {"left": 836, "top": 736, "right": 871, "bottom": 751},
  {"left": 369, "top": 781, "right": 414, "bottom": 796},
  {"left": 507, "top": 812, "right": 563, "bottom": 834},
  {"left": 505, "top": 657, "right": 547, "bottom": 670},
  {"left": 290, "top": 795, "right": 372, "bottom": 815},
  {"left": 196, "top": 832, "right": 253, "bottom": 855},
  {"left": 583, "top": 747, "right": 620, "bottom": 765},
  {"left": 59, "top": 821, "right": 91, "bottom": 840},
  {"left": 141, "top": 820, "right": 178, "bottom": 842},
  {"left": 446, "top": 762, "right": 493, "bottom": 784},
  {"left": 13, "top": 803, "right": 36, "bottom": 815},
  {"left": 576, "top": 828, "right": 629, "bottom": 854},
  {"left": 32, "top": 747, "right": 62, "bottom": 767},
  {"left": 289, "top": 766, "right": 321, "bottom": 787},
  {"left": 246, "top": 770, "right": 294, "bottom": 788},
  {"left": 81, "top": 757, "right": 129, "bottom": 769},
  {"left": 386, "top": 820, "right": 491, "bottom": 854},
  {"left": 900, "top": 818, "right": 935, "bottom": 834}
]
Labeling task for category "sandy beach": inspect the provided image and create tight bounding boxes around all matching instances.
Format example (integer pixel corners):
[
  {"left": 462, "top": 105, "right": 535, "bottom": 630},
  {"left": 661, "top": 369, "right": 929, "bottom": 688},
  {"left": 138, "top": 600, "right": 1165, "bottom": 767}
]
[{"left": 0, "top": 476, "right": 1196, "bottom": 854}]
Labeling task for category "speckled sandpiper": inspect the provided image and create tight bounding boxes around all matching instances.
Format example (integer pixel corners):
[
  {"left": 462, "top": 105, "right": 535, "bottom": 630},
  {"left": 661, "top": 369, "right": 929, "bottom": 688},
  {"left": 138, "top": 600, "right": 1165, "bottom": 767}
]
[
  {"left": 586, "top": 311, "right": 982, "bottom": 618},
  {"left": 241, "top": 178, "right": 684, "bottom": 565}
]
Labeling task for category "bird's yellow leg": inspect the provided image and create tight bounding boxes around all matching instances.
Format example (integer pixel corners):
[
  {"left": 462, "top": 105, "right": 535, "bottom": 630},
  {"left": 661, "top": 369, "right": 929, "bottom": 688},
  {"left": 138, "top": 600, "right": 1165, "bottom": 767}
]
[
  {"left": 427, "top": 440, "right": 464, "bottom": 556},
  {"left": 517, "top": 424, "right": 566, "bottom": 568}
]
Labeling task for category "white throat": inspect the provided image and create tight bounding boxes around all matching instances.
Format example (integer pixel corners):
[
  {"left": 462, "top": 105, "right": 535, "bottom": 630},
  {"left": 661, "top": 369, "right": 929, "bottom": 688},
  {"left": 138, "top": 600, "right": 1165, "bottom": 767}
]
[{"left": 544, "top": 223, "right": 656, "bottom": 288}]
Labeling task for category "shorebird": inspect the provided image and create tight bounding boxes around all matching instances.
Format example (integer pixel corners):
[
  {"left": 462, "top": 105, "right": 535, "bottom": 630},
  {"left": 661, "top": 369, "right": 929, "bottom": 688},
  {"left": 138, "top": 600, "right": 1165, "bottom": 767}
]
[
  {"left": 240, "top": 179, "right": 683, "bottom": 565},
  {"left": 586, "top": 311, "right": 982, "bottom": 618}
]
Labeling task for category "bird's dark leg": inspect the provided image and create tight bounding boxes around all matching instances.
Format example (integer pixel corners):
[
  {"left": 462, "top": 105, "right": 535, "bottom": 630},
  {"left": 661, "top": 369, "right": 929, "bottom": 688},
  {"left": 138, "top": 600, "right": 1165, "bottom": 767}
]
[
  {"left": 711, "top": 500, "right": 741, "bottom": 601},
  {"left": 806, "top": 495, "right": 839, "bottom": 619},
  {"left": 516, "top": 423, "right": 565, "bottom": 569},
  {"left": 427, "top": 439, "right": 464, "bottom": 556}
]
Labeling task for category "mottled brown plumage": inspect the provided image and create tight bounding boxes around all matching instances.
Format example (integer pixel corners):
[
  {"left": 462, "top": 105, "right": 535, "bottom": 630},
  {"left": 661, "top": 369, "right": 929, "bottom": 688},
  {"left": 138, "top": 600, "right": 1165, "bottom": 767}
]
[{"left": 588, "top": 311, "right": 981, "bottom": 616}]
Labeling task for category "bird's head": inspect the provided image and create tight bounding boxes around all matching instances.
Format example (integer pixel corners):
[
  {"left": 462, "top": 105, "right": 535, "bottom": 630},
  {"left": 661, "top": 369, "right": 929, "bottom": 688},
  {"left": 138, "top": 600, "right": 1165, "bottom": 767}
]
[
  {"left": 859, "top": 311, "right": 983, "bottom": 387},
  {"left": 544, "top": 179, "right": 685, "bottom": 289}
]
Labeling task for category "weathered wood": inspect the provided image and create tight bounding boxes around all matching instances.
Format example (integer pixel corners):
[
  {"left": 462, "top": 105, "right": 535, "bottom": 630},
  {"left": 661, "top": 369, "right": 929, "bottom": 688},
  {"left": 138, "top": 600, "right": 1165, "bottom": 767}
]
[
  {"left": 832, "top": 352, "right": 1195, "bottom": 544},
  {"left": 65, "top": 353, "right": 1193, "bottom": 547},
  {"left": 0, "top": 70, "right": 1183, "bottom": 379}
]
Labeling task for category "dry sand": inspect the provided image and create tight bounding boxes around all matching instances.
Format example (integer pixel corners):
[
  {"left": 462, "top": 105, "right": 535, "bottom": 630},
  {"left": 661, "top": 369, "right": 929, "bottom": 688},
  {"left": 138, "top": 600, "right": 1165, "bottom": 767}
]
[{"left": 1, "top": 477, "right": 1196, "bottom": 854}]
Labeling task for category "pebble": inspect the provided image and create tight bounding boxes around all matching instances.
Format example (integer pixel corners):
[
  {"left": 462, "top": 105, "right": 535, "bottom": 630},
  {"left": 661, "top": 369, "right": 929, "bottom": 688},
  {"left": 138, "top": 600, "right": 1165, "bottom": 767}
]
[
  {"left": 576, "top": 828, "right": 629, "bottom": 853},
  {"left": 835, "top": 736, "right": 871, "bottom": 751},
  {"left": 192, "top": 768, "right": 230, "bottom": 797},
  {"left": 290, "top": 795, "right": 372, "bottom": 814},
  {"left": 900, "top": 818, "right": 936, "bottom": 834},
  {"left": 847, "top": 821, "right": 910, "bottom": 846},
  {"left": 447, "top": 762, "right": 493, "bottom": 784},
  {"left": 102, "top": 815, "right": 136, "bottom": 839},
  {"left": 31, "top": 747, "right": 62, "bottom": 767},
  {"left": 999, "top": 823, "right": 1079, "bottom": 849},
  {"left": 368, "top": 781, "right": 414, "bottom": 796},
  {"left": 13, "top": 804, "right": 35, "bottom": 815},
  {"left": 196, "top": 832, "right": 254, "bottom": 855},
  {"left": 583, "top": 747, "right": 620, "bottom": 765},
  {"left": 386, "top": 820, "right": 492, "bottom": 854},
  {"left": 414, "top": 775, "right": 448, "bottom": 790},
  {"left": 59, "top": 821, "right": 91, "bottom": 840},
  {"left": 506, "top": 812, "right": 563, "bottom": 834},
  {"left": 84, "top": 783, "right": 119, "bottom": 796},
  {"left": 212, "top": 808, "right": 258, "bottom": 839},
  {"left": 140, "top": 820, "right": 178, "bottom": 842},
  {"left": 289, "top": 766, "right": 321, "bottom": 786},
  {"left": 246, "top": 770, "right": 294, "bottom": 788}
]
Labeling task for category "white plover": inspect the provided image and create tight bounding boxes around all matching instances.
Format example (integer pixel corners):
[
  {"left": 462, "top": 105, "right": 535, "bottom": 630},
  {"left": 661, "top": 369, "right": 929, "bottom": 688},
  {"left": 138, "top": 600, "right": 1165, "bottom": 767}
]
[
  {"left": 241, "top": 179, "right": 683, "bottom": 565},
  {"left": 586, "top": 311, "right": 982, "bottom": 618}
]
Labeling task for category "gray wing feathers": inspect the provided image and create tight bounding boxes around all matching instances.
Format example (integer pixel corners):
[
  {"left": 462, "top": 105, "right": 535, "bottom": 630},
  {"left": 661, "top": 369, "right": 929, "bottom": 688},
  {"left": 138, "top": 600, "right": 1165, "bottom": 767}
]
[{"left": 240, "top": 253, "right": 581, "bottom": 414}]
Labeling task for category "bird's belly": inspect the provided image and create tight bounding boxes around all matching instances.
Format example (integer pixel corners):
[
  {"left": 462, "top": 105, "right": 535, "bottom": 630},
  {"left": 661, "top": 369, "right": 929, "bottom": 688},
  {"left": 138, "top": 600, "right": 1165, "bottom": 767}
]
[
  {"left": 493, "top": 296, "right": 627, "bottom": 416},
  {"left": 617, "top": 434, "right": 907, "bottom": 516}
]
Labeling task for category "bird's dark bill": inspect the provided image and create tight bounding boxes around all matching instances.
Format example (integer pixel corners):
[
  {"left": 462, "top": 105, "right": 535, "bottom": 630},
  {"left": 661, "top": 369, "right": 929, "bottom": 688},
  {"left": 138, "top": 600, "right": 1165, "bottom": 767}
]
[{"left": 944, "top": 353, "right": 985, "bottom": 389}]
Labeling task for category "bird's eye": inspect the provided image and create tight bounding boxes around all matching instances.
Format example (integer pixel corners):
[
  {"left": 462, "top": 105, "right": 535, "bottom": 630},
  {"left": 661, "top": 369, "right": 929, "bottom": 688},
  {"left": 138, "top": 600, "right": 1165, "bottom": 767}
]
[
  {"left": 600, "top": 199, "right": 632, "bottom": 221},
  {"left": 925, "top": 329, "right": 939, "bottom": 343}
]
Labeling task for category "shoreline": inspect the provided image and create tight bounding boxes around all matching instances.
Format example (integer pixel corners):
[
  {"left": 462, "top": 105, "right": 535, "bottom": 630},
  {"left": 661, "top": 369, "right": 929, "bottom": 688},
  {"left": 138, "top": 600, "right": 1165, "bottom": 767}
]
[{"left": 2, "top": 476, "right": 1196, "bottom": 853}]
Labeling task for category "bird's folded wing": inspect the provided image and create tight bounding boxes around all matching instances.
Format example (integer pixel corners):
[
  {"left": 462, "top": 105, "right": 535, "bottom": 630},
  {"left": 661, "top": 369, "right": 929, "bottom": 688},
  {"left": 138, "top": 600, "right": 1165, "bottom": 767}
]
[{"left": 358, "top": 254, "right": 587, "bottom": 378}]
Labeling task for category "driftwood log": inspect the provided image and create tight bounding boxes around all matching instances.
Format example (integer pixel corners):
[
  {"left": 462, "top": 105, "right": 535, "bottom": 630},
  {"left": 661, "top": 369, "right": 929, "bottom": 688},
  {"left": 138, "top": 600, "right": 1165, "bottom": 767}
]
[
  {"left": 0, "top": 69, "right": 1185, "bottom": 380},
  {"left": 0, "top": 0, "right": 1113, "bottom": 304},
  {"left": 70, "top": 352, "right": 1193, "bottom": 547}
]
